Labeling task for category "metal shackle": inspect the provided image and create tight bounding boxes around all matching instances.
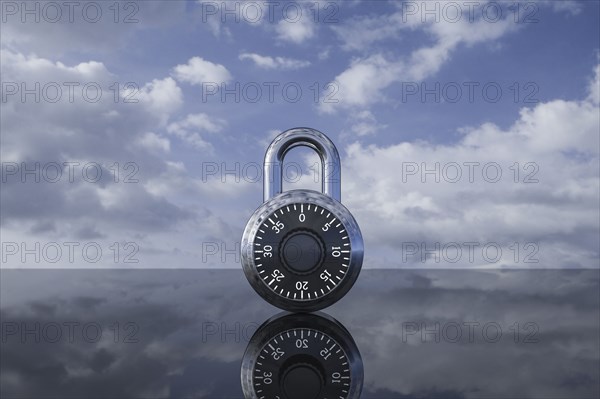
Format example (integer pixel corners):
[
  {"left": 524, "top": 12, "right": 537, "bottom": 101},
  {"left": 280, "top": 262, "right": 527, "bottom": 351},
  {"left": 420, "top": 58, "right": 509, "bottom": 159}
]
[{"left": 263, "top": 127, "right": 341, "bottom": 202}]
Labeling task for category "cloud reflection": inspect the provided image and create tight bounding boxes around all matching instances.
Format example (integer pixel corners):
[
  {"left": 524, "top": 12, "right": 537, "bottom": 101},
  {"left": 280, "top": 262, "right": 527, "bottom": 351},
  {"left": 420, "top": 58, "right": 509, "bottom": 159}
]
[{"left": 1, "top": 269, "right": 598, "bottom": 398}]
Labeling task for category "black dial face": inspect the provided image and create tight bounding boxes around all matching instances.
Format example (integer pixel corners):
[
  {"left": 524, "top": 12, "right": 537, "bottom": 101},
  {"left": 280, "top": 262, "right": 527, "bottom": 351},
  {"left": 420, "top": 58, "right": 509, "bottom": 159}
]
[
  {"left": 252, "top": 328, "right": 352, "bottom": 399},
  {"left": 253, "top": 203, "right": 351, "bottom": 301}
]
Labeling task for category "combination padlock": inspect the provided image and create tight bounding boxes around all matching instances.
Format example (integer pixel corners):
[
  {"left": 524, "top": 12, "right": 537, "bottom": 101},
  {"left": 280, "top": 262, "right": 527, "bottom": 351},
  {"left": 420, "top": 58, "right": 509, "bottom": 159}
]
[{"left": 241, "top": 127, "right": 363, "bottom": 311}]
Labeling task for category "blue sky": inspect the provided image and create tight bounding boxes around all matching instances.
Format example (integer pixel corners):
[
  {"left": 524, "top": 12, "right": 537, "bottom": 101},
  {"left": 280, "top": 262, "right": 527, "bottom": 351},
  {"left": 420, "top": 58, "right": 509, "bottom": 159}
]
[{"left": 1, "top": 0, "right": 599, "bottom": 268}]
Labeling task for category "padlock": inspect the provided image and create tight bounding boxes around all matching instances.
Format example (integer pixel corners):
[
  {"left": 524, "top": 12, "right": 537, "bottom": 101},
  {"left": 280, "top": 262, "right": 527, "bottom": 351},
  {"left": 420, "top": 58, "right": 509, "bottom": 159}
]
[{"left": 241, "top": 127, "right": 363, "bottom": 311}]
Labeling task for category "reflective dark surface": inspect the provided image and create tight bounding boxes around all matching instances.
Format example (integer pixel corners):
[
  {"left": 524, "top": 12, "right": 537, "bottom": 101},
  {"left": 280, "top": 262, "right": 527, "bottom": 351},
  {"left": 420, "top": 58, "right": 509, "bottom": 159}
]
[
  {"left": 1, "top": 269, "right": 599, "bottom": 398},
  {"left": 241, "top": 312, "right": 363, "bottom": 398}
]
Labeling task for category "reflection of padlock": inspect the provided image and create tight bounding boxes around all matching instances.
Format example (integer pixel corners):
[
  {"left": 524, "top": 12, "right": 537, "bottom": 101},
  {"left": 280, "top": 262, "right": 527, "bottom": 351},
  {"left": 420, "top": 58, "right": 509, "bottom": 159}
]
[
  {"left": 241, "top": 312, "right": 364, "bottom": 399},
  {"left": 241, "top": 128, "right": 364, "bottom": 311}
]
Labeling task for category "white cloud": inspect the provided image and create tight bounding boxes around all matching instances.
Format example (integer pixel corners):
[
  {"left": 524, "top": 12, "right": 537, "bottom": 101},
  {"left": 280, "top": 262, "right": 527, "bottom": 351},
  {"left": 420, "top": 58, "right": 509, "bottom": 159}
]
[
  {"left": 318, "top": 48, "right": 331, "bottom": 60},
  {"left": 258, "top": 129, "right": 284, "bottom": 148},
  {"left": 340, "top": 66, "right": 600, "bottom": 268},
  {"left": 171, "top": 57, "right": 232, "bottom": 86},
  {"left": 0, "top": 49, "right": 128, "bottom": 161},
  {"left": 166, "top": 113, "right": 225, "bottom": 150},
  {"left": 539, "top": 0, "right": 583, "bottom": 15},
  {"left": 0, "top": 2, "right": 188, "bottom": 58},
  {"left": 331, "top": 13, "right": 405, "bottom": 51},
  {"left": 196, "top": 0, "right": 266, "bottom": 38},
  {"left": 276, "top": 17, "right": 315, "bottom": 44},
  {"left": 135, "top": 132, "right": 171, "bottom": 153},
  {"left": 137, "top": 77, "right": 183, "bottom": 126},
  {"left": 0, "top": 49, "right": 113, "bottom": 84},
  {"left": 0, "top": 50, "right": 238, "bottom": 269},
  {"left": 196, "top": 0, "right": 234, "bottom": 38},
  {"left": 322, "top": 1, "right": 519, "bottom": 113},
  {"left": 348, "top": 110, "right": 386, "bottom": 137},
  {"left": 239, "top": 52, "right": 310, "bottom": 70},
  {"left": 168, "top": 113, "right": 224, "bottom": 134},
  {"left": 587, "top": 64, "right": 600, "bottom": 105},
  {"left": 320, "top": 54, "right": 404, "bottom": 113}
]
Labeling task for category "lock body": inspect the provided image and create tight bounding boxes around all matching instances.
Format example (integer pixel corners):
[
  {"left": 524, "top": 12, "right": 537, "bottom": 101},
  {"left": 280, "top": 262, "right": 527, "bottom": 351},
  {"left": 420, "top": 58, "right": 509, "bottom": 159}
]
[
  {"left": 242, "top": 190, "right": 363, "bottom": 311},
  {"left": 241, "top": 128, "right": 363, "bottom": 311}
]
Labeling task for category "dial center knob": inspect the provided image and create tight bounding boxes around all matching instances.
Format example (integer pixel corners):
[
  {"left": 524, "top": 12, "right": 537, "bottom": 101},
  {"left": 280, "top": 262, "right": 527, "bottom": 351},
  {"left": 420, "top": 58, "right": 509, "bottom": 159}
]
[
  {"left": 282, "top": 363, "right": 323, "bottom": 399},
  {"left": 281, "top": 230, "right": 323, "bottom": 274}
]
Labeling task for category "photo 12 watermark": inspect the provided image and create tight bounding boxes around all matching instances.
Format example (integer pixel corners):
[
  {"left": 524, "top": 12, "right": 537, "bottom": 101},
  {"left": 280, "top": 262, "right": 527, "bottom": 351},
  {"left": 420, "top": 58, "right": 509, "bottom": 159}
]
[
  {"left": 198, "top": 240, "right": 540, "bottom": 265},
  {"left": 399, "top": 81, "right": 540, "bottom": 104},
  {"left": 198, "top": 161, "right": 539, "bottom": 185},
  {"left": 401, "top": 241, "right": 540, "bottom": 264},
  {"left": 200, "top": 81, "right": 339, "bottom": 104},
  {"left": 201, "top": 321, "right": 261, "bottom": 343},
  {"left": 200, "top": 161, "right": 338, "bottom": 184},
  {"left": 1, "top": 81, "right": 141, "bottom": 104},
  {"left": 199, "top": 1, "right": 339, "bottom": 25},
  {"left": 1, "top": 241, "right": 140, "bottom": 265},
  {"left": 401, "top": 162, "right": 540, "bottom": 184},
  {"left": 401, "top": 320, "right": 540, "bottom": 344},
  {"left": 197, "top": 319, "right": 540, "bottom": 344},
  {"left": 399, "top": 1, "right": 540, "bottom": 24},
  {"left": 1, "top": 321, "right": 140, "bottom": 344},
  {"left": 1, "top": 161, "right": 140, "bottom": 184},
  {"left": 1, "top": 1, "right": 140, "bottom": 24}
]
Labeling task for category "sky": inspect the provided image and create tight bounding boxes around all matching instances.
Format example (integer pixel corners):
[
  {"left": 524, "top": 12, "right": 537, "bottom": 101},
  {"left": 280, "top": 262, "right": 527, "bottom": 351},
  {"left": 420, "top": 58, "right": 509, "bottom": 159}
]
[{"left": 1, "top": 0, "right": 599, "bottom": 269}]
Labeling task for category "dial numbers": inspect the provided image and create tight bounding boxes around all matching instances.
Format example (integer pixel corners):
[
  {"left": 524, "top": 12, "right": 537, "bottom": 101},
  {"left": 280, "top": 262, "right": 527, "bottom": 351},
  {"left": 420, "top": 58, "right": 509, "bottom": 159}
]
[
  {"left": 253, "top": 203, "right": 350, "bottom": 301},
  {"left": 252, "top": 328, "right": 352, "bottom": 399}
]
